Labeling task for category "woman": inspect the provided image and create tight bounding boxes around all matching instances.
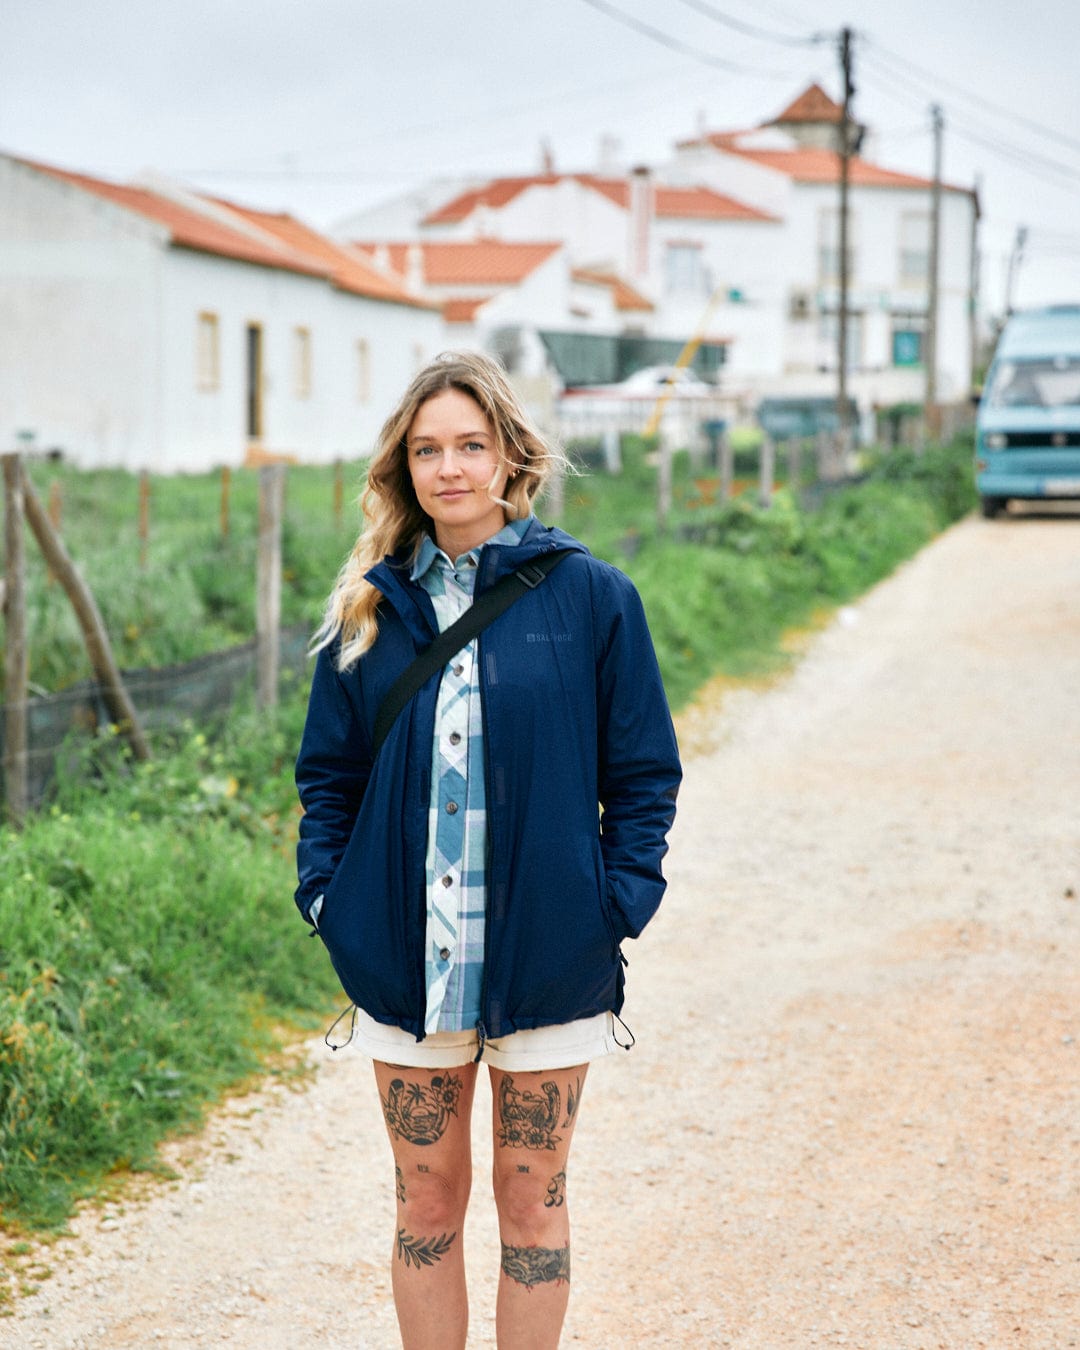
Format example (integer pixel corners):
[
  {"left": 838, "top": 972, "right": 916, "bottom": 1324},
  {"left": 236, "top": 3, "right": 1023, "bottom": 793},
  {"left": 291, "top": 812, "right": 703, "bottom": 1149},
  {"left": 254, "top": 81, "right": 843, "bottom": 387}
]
[{"left": 295, "top": 351, "right": 680, "bottom": 1348}]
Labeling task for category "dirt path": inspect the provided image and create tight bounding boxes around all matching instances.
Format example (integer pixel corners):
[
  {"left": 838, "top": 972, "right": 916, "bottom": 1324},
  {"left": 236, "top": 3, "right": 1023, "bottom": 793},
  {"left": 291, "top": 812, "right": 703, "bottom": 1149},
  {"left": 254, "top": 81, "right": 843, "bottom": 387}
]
[{"left": 6, "top": 513, "right": 1080, "bottom": 1348}]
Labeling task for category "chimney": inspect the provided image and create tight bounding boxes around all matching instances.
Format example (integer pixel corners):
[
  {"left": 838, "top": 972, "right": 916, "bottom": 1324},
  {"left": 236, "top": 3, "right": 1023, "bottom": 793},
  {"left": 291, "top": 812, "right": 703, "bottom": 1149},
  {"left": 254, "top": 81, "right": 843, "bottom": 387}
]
[
  {"left": 597, "top": 133, "right": 622, "bottom": 175},
  {"left": 627, "top": 165, "right": 653, "bottom": 284},
  {"left": 539, "top": 138, "right": 556, "bottom": 176}
]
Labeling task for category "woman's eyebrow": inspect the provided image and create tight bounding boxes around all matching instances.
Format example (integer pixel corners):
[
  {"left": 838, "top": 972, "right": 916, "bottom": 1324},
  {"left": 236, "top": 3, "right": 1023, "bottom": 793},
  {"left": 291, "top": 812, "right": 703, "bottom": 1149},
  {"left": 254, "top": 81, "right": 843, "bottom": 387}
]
[{"left": 408, "top": 428, "right": 492, "bottom": 444}]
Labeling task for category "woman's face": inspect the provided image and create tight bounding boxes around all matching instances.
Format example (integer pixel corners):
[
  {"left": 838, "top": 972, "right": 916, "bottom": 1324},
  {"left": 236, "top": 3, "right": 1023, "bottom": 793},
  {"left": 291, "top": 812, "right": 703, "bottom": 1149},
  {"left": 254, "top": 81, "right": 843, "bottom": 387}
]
[{"left": 406, "top": 387, "right": 510, "bottom": 557}]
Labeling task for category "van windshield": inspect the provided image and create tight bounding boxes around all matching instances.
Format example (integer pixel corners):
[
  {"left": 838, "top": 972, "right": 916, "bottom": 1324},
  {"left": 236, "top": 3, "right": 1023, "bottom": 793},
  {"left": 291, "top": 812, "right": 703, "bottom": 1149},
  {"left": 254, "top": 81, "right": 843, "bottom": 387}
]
[{"left": 985, "top": 357, "right": 1080, "bottom": 409}]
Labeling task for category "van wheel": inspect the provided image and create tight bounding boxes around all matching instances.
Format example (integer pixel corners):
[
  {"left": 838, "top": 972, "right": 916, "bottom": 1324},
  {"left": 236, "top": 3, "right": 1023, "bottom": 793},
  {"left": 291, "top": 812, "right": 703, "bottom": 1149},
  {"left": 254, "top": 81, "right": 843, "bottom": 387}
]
[{"left": 980, "top": 495, "right": 1006, "bottom": 519}]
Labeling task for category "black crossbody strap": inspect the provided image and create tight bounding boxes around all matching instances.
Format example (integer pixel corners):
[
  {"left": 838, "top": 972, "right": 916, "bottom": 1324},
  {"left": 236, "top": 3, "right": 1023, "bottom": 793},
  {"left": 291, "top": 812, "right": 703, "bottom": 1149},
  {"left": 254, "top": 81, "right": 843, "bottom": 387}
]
[{"left": 371, "top": 548, "right": 572, "bottom": 756}]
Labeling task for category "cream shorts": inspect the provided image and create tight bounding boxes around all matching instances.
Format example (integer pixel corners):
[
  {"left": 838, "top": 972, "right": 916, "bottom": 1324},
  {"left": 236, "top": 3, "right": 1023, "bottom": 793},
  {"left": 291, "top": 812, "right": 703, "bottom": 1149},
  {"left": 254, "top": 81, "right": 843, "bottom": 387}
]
[{"left": 349, "top": 1006, "right": 624, "bottom": 1070}]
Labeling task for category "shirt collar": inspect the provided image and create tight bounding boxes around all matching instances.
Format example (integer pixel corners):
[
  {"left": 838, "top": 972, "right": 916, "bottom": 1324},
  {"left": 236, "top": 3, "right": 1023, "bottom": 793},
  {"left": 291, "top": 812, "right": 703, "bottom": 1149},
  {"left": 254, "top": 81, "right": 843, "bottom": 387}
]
[{"left": 410, "top": 515, "right": 533, "bottom": 582}]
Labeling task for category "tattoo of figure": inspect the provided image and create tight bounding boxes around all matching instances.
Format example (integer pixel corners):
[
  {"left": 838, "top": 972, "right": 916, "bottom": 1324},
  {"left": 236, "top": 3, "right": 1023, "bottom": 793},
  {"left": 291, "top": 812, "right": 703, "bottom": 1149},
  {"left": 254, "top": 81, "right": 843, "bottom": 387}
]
[
  {"left": 545, "top": 1170, "right": 566, "bottom": 1208},
  {"left": 562, "top": 1075, "right": 583, "bottom": 1126},
  {"left": 501, "top": 1241, "right": 571, "bottom": 1288},
  {"left": 497, "top": 1075, "right": 562, "bottom": 1150},
  {"left": 381, "top": 1073, "right": 463, "bottom": 1145},
  {"left": 396, "top": 1165, "right": 406, "bottom": 1204},
  {"left": 396, "top": 1229, "right": 456, "bottom": 1269}
]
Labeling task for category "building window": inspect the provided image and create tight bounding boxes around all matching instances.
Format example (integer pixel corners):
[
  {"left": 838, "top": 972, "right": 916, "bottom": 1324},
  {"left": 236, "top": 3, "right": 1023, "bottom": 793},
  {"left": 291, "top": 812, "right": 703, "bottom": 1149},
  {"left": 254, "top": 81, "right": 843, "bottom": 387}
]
[
  {"left": 196, "top": 311, "right": 220, "bottom": 391},
  {"left": 665, "top": 242, "right": 708, "bottom": 294},
  {"left": 891, "top": 311, "right": 926, "bottom": 366},
  {"left": 898, "top": 212, "right": 930, "bottom": 286},
  {"left": 356, "top": 339, "right": 371, "bottom": 404},
  {"left": 817, "top": 208, "right": 856, "bottom": 285},
  {"left": 293, "top": 326, "right": 312, "bottom": 398}
]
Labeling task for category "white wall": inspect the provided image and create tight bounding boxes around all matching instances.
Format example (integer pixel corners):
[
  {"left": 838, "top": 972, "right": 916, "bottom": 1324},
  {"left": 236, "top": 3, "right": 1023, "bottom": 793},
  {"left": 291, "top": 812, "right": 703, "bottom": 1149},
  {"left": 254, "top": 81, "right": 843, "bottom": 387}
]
[
  {"left": 158, "top": 250, "right": 442, "bottom": 469},
  {"left": 0, "top": 158, "right": 165, "bottom": 467},
  {"left": 0, "top": 156, "right": 444, "bottom": 472}
]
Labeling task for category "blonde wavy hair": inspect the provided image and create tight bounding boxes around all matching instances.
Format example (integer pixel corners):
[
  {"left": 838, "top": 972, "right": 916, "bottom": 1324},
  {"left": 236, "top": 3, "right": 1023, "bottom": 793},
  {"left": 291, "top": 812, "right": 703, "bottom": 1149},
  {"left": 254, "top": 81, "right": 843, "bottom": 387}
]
[{"left": 312, "top": 350, "right": 570, "bottom": 670}]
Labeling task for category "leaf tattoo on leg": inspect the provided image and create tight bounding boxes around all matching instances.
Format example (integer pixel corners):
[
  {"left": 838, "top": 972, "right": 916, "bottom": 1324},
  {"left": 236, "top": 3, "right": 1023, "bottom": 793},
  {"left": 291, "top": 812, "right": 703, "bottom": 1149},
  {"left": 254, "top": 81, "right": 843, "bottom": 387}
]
[
  {"left": 396, "top": 1229, "right": 457, "bottom": 1269},
  {"left": 501, "top": 1240, "right": 571, "bottom": 1287},
  {"left": 562, "top": 1074, "right": 583, "bottom": 1127}
]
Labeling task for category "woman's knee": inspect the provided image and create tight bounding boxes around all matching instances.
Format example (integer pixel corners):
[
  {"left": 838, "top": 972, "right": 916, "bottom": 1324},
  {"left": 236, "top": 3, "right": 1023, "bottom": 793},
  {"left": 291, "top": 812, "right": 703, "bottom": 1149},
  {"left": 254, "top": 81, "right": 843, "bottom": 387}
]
[
  {"left": 398, "top": 1161, "right": 471, "bottom": 1229},
  {"left": 492, "top": 1163, "right": 569, "bottom": 1232}
]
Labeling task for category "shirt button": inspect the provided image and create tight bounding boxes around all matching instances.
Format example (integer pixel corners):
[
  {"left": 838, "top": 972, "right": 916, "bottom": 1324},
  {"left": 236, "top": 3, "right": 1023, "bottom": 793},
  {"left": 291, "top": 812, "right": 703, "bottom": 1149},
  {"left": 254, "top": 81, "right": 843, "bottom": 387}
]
[
  {"left": 448, "top": 731, "right": 462, "bottom": 745},
  {"left": 441, "top": 874, "right": 453, "bottom": 888},
  {"left": 453, "top": 664, "right": 464, "bottom": 677},
  {"left": 439, "top": 947, "right": 451, "bottom": 961},
  {"left": 445, "top": 801, "right": 459, "bottom": 815}
]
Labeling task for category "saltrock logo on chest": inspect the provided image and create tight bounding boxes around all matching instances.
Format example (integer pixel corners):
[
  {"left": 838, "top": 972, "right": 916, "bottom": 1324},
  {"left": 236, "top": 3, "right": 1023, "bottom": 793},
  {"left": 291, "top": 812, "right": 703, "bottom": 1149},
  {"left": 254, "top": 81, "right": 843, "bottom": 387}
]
[{"left": 525, "top": 631, "right": 573, "bottom": 644}]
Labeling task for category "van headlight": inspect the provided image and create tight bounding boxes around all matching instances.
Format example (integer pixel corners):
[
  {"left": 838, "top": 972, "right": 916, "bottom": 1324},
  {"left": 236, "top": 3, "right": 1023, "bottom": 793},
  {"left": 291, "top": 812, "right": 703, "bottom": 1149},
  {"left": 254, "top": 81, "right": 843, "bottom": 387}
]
[{"left": 984, "top": 432, "right": 1008, "bottom": 449}]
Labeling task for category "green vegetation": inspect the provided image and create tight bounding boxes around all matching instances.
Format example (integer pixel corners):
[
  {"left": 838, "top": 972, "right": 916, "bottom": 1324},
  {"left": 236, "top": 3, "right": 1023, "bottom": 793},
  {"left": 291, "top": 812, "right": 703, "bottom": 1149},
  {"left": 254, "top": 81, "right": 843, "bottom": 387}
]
[
  {"left": 1, "top": 432, "right": 977, "bottom": 1240},
  {"left": 0, "top": 699, "right": 339, "bottom": 1236}
]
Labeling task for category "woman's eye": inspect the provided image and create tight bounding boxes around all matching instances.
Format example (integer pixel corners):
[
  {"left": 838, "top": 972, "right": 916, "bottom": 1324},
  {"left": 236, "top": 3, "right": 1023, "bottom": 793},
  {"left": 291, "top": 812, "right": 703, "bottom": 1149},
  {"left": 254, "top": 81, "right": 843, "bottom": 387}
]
[
  {"left": 465, "top": 441, "right": 486, "bottom": 453},
  {"left": 412, "top": 445, "right": 435, "bottom": 457}
]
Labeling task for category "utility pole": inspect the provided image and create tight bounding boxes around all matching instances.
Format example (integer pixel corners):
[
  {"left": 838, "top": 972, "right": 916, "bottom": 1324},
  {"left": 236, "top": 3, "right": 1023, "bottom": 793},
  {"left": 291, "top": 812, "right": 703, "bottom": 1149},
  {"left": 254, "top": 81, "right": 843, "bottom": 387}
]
[
  {"left": 836, "top": 26, "right": 855, "bottom": 433},
  {"left": 1004, "top": 225, "right": 1027, "bottom": 316},
  {"left": 925, "top": 103, "right": 944, "bottom": 411}
]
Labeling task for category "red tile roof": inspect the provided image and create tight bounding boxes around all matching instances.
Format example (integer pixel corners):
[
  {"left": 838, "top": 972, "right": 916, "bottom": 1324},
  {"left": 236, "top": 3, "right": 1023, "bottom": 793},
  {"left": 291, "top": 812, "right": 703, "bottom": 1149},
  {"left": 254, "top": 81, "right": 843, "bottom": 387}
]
[
  {"left": 572, "top": 267, "right": 653, "bottom": 312},
  {"left": 676, "top": 134, "right": 971, "bottom": 193},
  {"left": 766, "top": 83, "right": 842, "bottom": 127},
  {"left": 353, "top": 239, "right": 563, "bottom": 285},
  {"left": 423, "top": 173, "right": 773, "bottom": 225},
  {"left": 218, "top": 201, "right": 433, "bottom": 307},
  {"left": 17, "top": 156, "right": 432, "bottom": 306},
  {"left": 20, "top": 158, "right": 330, "bottom": 278},
  {"left": 442, "top": 296, "right": 492, "bottom": 323}
]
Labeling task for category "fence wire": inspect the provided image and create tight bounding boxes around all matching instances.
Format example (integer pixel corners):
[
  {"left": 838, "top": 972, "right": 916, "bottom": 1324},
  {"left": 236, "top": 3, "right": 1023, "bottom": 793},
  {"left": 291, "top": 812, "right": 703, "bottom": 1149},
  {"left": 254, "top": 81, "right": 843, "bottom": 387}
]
[{"left": 1, "top": 624, "right": 313, "bottom": 810}]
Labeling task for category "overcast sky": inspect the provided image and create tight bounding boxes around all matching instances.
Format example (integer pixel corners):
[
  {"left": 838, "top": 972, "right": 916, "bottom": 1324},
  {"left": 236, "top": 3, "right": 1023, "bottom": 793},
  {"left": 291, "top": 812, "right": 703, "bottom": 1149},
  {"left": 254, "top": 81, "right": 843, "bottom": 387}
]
[{"left": 5, "top": 0, "right": 1080, "bottom": 313}]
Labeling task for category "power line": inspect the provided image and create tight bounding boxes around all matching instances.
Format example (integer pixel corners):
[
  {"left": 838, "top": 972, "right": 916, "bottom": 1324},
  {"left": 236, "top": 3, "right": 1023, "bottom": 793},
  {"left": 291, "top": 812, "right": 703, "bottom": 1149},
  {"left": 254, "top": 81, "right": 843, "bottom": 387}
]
[
  {"left": 864, "top": 38, "right": 1080, "bottom": 159},
  {"left": 667, "top": 0, "right": 824, "bottom": 46},
  {"left": 576, "top": 0, "right": 793, "bottom": 76},
  {"left": 860, "top": 48, "right": 1080, "bottom": 193}
]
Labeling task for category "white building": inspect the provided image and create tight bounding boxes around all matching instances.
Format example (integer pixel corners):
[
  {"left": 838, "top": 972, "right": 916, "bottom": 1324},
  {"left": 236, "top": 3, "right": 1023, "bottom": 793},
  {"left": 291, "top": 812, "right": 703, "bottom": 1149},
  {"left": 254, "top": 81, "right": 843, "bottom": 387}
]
[
  {"left": 338, "top": 84, "right": 980, "bottom": 423},
  {"left": 670, "top": 84, "right": 980, "bottom": 410},
  {"left": 0, "top": 154, "right": 441, "bottom": 472}
]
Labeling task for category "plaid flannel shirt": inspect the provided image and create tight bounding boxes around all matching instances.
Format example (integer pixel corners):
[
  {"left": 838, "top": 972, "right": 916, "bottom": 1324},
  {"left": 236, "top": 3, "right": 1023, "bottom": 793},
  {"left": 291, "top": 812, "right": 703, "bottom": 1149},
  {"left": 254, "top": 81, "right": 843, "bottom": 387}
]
[{"left": 411, "top": 517, "right": 530, "bottom": 1033}]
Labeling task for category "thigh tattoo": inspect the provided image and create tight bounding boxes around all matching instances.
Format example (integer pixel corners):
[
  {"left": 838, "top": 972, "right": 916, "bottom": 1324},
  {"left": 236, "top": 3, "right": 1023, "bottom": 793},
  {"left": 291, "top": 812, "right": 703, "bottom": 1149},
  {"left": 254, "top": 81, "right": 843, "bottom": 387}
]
[
  {"left": 381, "top": 1072, "right": 464, "bottom": 1146},
  {"left": 496, "top": 1075, "right": 563, "bottom": 1151}
]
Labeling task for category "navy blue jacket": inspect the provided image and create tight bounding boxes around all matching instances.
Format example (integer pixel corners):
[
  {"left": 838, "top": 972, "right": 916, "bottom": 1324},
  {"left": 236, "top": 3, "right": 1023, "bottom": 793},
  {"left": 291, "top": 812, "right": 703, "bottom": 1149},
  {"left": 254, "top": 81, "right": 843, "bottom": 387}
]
[{"left": 294, "top": 519, "right": 681, "bottom": 1041}]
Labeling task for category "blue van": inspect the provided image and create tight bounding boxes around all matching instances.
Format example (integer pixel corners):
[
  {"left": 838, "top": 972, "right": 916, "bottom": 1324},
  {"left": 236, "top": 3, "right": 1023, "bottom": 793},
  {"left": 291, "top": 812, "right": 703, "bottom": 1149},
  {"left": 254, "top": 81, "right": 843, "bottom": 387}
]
[{"left": 976, "top": 305, "right": 1080, "bottom": 517}]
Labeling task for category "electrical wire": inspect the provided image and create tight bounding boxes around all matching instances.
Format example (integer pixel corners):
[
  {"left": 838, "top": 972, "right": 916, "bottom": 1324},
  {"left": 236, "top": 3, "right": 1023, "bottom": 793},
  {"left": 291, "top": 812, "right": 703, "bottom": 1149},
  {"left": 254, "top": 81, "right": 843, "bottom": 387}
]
[
  {"left": 666, "top": 0, "right": 824, "bottom": 46},
  {"left": 864, "top": 37, "right": 1080, "bottom": 159},
  {"left": 576, "top": 0, "right": 794, "bottom": 76},
  {"left": 861, "top": 48, "right": 1080, "bottom": 193}
]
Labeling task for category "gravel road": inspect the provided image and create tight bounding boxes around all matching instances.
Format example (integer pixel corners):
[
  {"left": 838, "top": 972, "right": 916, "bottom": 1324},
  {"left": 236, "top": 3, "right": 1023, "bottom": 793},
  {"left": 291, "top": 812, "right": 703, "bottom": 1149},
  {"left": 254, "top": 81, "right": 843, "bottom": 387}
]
[{"left": 5, "top": 511, "right": 1080, "bottom": 1348}]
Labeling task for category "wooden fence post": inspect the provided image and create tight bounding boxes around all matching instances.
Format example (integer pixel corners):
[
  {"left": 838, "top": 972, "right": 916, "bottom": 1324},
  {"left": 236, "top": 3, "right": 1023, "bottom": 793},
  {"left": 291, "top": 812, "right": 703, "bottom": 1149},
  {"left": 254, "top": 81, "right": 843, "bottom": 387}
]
[
  {"left": 759, "top": 435, "right": 775, "bottom": 509},
  {"left": 2, "top": 454, "right": 29, "bottom": 827},
  {"left": 220, "top": 466, "right": 231, "bottom": 540},
  {"left": 20, "top": 468, "right": 150, "bottom": 761},
  {"left": 719, "top": 428, "right": 734, "bottom": 502},
  {"left": 656, "top": 428, "right": 673, "bottom": 533},
  {"left": 138, "top": 469, "right": 151, "bottom": 568},
  {"left": 333, "top": 457, "right": 344, "bottom": 527},
  {"left": 256, "top": 464, "right": 285, "bottom": 711},
  {"left": 787, "top": 438, "right": 803, "bottom": 498}
]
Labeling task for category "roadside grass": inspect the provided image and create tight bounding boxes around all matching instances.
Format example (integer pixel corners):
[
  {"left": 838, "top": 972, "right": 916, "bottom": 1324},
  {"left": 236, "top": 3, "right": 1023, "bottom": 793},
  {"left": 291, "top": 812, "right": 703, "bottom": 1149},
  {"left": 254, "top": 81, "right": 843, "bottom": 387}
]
[
  {"left": 0, "top": 698, "right": 339, "bottom": 1240},
  {"left": 1, "top": 433, "right": 977, "bottom": 1247}
]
